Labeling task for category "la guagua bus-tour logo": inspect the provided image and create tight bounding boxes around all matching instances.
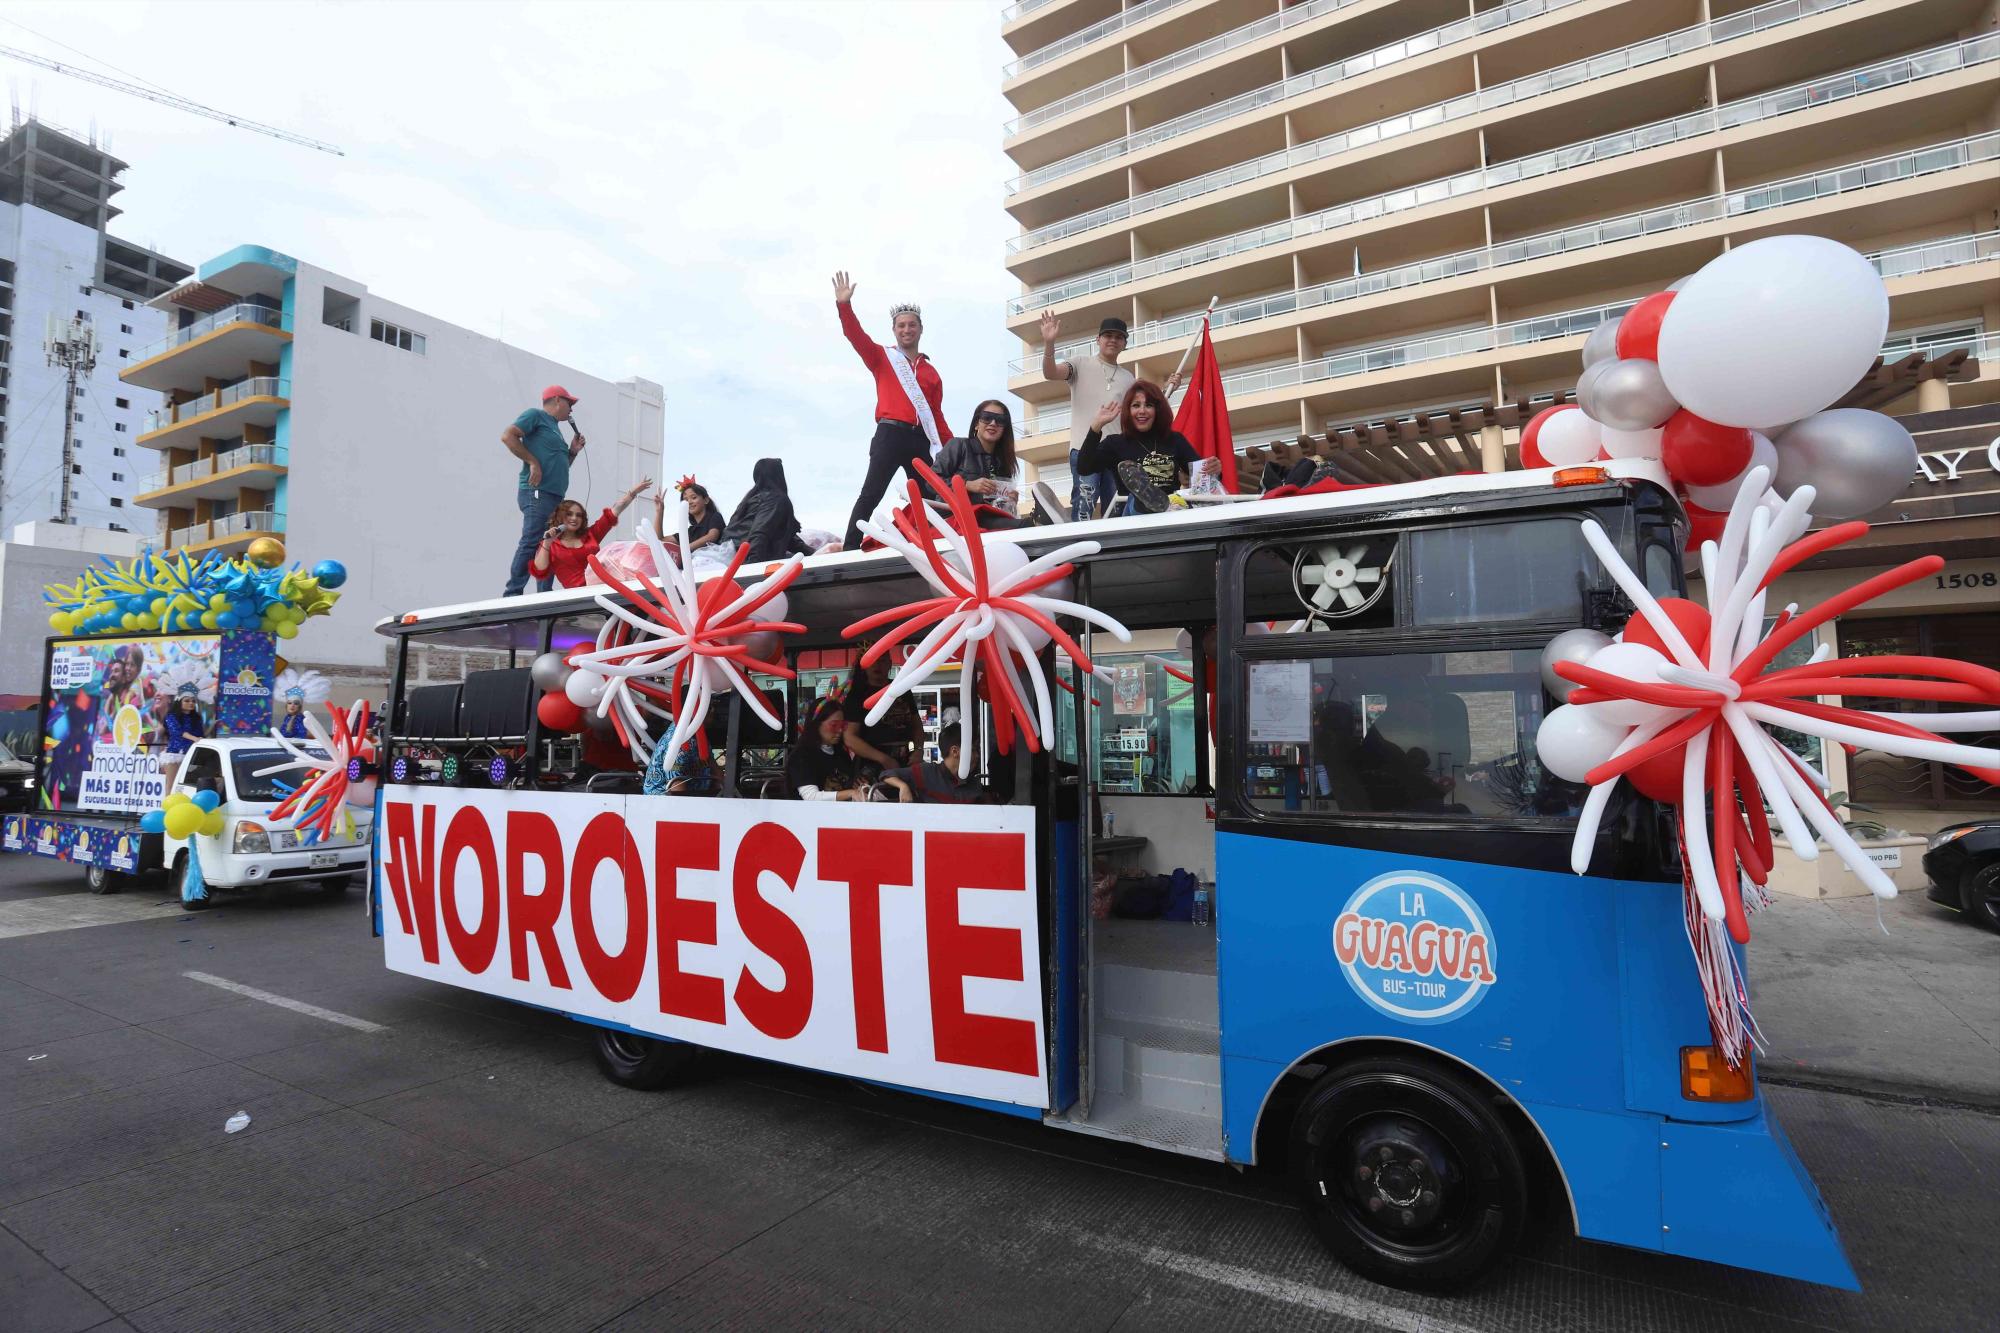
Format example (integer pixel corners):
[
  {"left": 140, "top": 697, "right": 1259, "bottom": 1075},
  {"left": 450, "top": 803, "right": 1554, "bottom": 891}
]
[{"left": 1332, "top": 871, "right": 1497, "bottom": 1025}]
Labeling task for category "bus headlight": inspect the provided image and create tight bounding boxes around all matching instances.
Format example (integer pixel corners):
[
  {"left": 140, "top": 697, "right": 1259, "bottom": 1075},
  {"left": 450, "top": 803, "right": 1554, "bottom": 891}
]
[{"left": 233, "top": 822, "right": 271, "bottom": 854}]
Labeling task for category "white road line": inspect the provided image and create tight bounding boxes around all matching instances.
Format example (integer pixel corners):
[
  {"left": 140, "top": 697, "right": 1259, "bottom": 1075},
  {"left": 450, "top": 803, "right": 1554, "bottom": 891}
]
[
  {"left": 1065, "top": 1228, "right": 1489, "bottom": 1333},
  {"left": 182, "top": 971, "right": 387, "bottom": 1033}
]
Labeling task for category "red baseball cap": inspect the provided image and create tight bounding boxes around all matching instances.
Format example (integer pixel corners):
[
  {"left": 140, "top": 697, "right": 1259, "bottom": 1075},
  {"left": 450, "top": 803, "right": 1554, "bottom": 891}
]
[{"left": 541, "top": 385, "right": 578, "bottom": 405}]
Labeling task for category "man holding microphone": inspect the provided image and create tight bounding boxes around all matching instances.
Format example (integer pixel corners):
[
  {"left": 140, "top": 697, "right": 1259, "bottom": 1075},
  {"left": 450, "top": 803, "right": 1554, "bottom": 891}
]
[{"left": 501, "top": 385, "right": 585, "bottom": 597}]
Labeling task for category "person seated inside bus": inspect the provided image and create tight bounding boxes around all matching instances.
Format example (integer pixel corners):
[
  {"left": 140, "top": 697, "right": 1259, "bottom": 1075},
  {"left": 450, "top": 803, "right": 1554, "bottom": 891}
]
[
  {"left": 878, "top": 708, "right": 989, "bottom": 804},
  {"left": 786, "top": 697, "right": 863, "bottom": 801},
  {"left": 840, "top": 642, "right": 921, "bottom": 780},
  {"left": 1076, "top": 381, "right": 1220, "bottom": 515}
]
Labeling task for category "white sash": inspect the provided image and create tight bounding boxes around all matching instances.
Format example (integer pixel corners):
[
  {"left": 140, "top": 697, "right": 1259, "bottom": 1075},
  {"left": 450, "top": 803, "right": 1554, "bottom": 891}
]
[{"left": 885, "top": 345, "right": 943, "bottom": 455}]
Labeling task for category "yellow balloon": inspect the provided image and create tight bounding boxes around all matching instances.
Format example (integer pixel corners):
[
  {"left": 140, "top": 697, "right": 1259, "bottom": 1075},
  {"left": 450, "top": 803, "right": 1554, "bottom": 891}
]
[
  {"left": 275, "top": 620, "right": 299, "bottom": 640},
  {"left": 164, "top": 804, "right": 204, "bottom": 839},
  {"left": 245, "top": 537, "right": 286, "bottom": 568}
]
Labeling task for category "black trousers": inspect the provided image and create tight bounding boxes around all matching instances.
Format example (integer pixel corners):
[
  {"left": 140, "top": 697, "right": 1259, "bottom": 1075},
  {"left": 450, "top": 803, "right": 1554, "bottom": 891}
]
[{"left": 844, "top": 420, "right": 932, "bottom": 549}]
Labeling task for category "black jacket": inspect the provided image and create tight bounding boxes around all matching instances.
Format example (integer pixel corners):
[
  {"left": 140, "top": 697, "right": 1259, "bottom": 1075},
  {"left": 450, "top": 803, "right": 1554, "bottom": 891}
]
[{"left": 724, "top": 458, "right": 799, "bottom": 560}]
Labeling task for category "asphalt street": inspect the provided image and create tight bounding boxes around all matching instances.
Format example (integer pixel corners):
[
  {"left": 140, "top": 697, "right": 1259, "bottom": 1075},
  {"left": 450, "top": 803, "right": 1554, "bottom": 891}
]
[{"left": 2, "top": 855, "right": 1995, "bottom": 1333}]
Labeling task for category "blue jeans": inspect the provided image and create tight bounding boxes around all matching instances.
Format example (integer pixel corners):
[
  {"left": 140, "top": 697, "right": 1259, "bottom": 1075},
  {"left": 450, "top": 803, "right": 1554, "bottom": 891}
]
[
  {"left": 1068, "top": 448, "right": 1116, "bottom": 522},
  {"left": 505, "top": 487, "right": 559, "bottom": 596}
]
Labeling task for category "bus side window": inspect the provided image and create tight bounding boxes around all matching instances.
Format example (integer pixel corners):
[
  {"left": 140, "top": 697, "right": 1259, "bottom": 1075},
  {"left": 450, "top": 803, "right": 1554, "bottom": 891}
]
[
  {"left": 1241, "top": 648, "right": 1582, "bottom": 822},
  {"left": 1408, "top": 520, "right": 1595, "bottom": 627}
]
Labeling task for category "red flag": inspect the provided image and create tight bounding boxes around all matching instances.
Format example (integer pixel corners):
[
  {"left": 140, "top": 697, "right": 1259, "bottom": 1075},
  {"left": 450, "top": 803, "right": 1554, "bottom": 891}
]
[{"left": 1171, "top": 319, "right": 1236, "bottom": 493}]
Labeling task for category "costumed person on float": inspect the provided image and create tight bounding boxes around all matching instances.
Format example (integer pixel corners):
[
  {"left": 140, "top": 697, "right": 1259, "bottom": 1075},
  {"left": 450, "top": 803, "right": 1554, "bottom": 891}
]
[
  {"left": 274, "top": 668, "right": 330, "bottom": 739},
  {"left": 160, "top": 684, "right": 206, "bottom": 783},
  {"left": 833, "top": 269, "right": 950, "bottom": 550},
  {"left": 530, "top": 478, "right": 653, "bottom": 589}
]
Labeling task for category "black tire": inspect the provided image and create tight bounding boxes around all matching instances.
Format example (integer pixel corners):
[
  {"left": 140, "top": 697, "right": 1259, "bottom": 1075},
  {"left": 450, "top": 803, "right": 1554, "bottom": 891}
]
[
  {"left": 174, "top": 854, "right": 211, "bottom": 911},
  {"left": 1290, "top": 1054, "right": 1528, "bottom": 1292},
  {"left": 1962, "top": 861, "right": 2000, "bottom": 933},
  {"left": 84, "top": 864, "right": 115, "bottom": 895},
  {"left": 591, "top": 1026, "right": 701, "bottom": 1090},
  {"left": 321, "top": 873, "right": 356, "bottom": 893}
]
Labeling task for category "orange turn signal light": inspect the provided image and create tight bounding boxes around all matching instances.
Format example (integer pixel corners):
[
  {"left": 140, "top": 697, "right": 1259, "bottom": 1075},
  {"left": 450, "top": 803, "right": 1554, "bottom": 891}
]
[
  {"left": 1680, "top": 1045, "right": 1756, "bottom": 1102},
  {"left": 1552, "top": 466, "right": 1610, "bottom": 487}
]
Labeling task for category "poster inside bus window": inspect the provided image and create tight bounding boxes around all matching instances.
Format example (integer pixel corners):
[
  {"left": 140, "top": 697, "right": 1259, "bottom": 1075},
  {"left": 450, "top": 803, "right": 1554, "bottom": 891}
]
[{"left": 41, "top": 634, "right": 221, "bottom": 815}]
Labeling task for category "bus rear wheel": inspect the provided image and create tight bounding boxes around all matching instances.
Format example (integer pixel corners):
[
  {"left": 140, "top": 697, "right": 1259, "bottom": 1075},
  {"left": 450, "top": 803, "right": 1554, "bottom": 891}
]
[
  {"left": 1289, "top": 1054, "right": 1526, "bottom": 1292},
  {"left": 591, "top": 1027, "right": 701, "bottom": 1090}
]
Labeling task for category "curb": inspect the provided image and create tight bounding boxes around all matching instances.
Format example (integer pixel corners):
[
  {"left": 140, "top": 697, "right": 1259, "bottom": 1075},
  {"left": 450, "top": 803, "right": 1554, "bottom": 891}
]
[{"left": 1760, "top": 1068, "right": 2000, "bottom": 1115}]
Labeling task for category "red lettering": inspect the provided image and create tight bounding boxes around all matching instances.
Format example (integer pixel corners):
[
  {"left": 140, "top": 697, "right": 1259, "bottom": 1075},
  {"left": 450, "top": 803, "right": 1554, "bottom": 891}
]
[
  {"left": 439, "top": 806, "right": 499, "bottom": 974},
  {"left": 381, "top": 801, "right": 440, "bottom": 963},
  {"left": 1438, "top": 927, "right": 1466, "bottom": 978},
  {"left": 819, "top": 827, "right": 913, "bottom": 1053},
  {"left": 505, "top": 810, "right": 571, "bottom": 988},
  {"left": 569, "top": 812, "right": 646, "bottom": 1003},
  {"left": 1360, "top": 918, "right": 1386, "bottom": 969},
  {"left": 924, "top": 831, "right": 1037, "bottom": 1077},
  {"left": 1462, "top": 933, "right": 1496, "bottom": 984},
  {"left": 1332, "top": 912, "right": 1363, "bottom": 965},
  {"left": 1381, "top": 922, "right": 1409, "bottom": 973},
  {"left": 1409, "top": 921, "right": 1438, "bottom": 976},
  {"left": 732, "top": 823, "right": 813, "bottom": 1040},
  {"left": 654, "top": 821, "right": 724, "bottom": 1024}
]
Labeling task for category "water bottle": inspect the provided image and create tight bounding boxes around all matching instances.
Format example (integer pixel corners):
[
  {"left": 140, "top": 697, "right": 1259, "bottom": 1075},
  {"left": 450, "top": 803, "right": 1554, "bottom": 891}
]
[{"left": 1192, "top": 877, "right": 1211, "bottom": 927}]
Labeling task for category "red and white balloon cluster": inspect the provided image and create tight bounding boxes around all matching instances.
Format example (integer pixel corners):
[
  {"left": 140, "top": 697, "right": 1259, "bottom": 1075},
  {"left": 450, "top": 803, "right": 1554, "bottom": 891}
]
[
  {"left": 1535, "top": 469, "right": 2000, "bottom": 1059},
  {"left": 530, "top": 500, "right": 804, "bottom": 768},
  {"left": 253, "top": 700, "right": 377, "bottom": 845},
  {"left": 845, "top": 461, "right": 1131, "bottom": 776},
  {"left": 1520, "top": 236, "right": 1919, "bottom": 547}
]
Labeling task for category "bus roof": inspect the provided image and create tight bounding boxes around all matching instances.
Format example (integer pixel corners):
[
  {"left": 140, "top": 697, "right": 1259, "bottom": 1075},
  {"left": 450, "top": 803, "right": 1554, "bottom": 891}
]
[{"left": 378, "top": 460, "right": 1674, "bottom": 638}]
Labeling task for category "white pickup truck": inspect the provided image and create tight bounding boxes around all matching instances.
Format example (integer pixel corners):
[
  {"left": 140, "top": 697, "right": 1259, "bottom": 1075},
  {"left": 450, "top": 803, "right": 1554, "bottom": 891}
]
[{"left": 165, "top": 736, "right": 371, "bottom": 905}]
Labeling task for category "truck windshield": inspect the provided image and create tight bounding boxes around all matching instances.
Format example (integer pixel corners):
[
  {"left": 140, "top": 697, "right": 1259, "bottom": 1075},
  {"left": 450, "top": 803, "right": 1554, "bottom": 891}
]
[{"left": 230, "top": 748, "right": 325, "bottom": 803}]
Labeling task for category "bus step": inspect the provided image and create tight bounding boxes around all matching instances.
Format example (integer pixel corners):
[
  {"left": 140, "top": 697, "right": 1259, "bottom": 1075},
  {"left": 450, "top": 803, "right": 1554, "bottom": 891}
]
[
  {"left": 1048, "top": 1090, "right": 1225, "bottom": 1162},
  {"left": 1095, "top": 962, "right": 1218, "bottom": 1031}
]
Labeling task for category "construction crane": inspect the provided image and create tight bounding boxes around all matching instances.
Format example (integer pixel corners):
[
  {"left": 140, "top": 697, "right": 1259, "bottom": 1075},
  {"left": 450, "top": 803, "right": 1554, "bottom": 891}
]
[{"left": 0, "top": 41, "right": 343, "bottom": 155}]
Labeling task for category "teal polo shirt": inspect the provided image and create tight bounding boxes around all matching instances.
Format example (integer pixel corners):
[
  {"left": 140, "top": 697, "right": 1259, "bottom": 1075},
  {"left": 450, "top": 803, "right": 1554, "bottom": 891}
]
[{"left": 514, "top": 408, "right": 571, "bottom": 496}]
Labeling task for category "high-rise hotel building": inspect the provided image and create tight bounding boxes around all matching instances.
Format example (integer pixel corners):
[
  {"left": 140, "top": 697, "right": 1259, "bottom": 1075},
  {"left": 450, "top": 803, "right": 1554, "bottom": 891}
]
[{"left": 1001, "top": 0, "right": 2000, "bottom": 494}]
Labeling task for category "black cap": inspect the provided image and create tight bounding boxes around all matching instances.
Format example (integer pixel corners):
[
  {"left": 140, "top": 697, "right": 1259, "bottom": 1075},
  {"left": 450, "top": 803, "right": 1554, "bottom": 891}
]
[{"left": 1098, "top": 317, "right": 1128, "bottom": 337}]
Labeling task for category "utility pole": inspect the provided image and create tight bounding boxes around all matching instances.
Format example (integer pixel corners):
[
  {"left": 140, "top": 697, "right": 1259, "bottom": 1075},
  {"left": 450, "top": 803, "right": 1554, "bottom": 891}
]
[{"left": 45, "top": 314, "right": 98, "bottom": 525}]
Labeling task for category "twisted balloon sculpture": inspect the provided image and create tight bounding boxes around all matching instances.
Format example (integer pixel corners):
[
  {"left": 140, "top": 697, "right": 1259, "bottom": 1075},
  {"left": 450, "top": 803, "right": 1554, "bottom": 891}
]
[
  {"left": 563, "top": 499, "right": 804, "bottom": 769},
  {"left": 843, "top": 461, "right": 1131, "bottom": 776},
  {"left": 254, "top": 699, "right": 375, "bottom": 845},
  {"left": 1539, "top": 468, "right": 2000, "bottom": 1059}
]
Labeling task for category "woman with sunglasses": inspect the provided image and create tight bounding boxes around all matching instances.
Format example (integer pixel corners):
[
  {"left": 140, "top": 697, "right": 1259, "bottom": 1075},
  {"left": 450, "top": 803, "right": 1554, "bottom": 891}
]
[
  {"left": 1076, "top": 380, "right": 1220, "bottom": 515},
  {"left": 931, "top": 400, "right": 1028, "bottom": 530}
]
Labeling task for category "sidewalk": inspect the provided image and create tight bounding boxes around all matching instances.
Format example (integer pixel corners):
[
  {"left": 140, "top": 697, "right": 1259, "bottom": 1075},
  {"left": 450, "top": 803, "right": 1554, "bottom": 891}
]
[{"left": 1750, "top": 883, "right": 2000, "bottom": 1106}]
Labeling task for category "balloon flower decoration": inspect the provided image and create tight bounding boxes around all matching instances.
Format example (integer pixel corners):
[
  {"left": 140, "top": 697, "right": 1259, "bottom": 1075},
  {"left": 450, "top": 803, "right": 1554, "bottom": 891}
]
[
  {"left": 139, "top": 789, "right": 226, "bottom": 905},
  {"left": 252, "top": 700, "right": 377, "bottom": 845},
  {"left": 530, "top": 499, "right": 805, "bottom": 770},
  {"left": 1518, "top": 235, "right": 1919, "bottom": 547},
  {"left": 1536, "top": 474, "right": 2000, "bottom": 1061},
  {"left": 843, "top": 460, "right": 1132, "bottom": 776},
  {"left": 44, "top": 545, "right": 346, "bottom": 640}
]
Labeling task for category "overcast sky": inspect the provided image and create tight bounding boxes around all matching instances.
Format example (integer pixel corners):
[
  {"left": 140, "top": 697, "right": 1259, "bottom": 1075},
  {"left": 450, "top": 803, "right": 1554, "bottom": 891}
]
[{"left": 1, "top": 0, "right": 1020, "bottom": 532}]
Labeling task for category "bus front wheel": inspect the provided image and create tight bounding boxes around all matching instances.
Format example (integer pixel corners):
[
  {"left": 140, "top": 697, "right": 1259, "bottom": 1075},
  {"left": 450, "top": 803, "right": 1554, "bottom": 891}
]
[
  {"left": 1289, "top": 1054, "right": 1527, "bottom": 1291},
  {"left": 591, "top": 1027, "right": 701, "bottom": 1090}
]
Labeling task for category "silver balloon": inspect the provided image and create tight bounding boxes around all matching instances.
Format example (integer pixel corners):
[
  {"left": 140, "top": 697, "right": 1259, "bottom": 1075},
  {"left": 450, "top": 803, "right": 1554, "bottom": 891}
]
[
  {"left": 1771, "top": 409, "right": 1918, "bottom": 519},
  {"left": 1580, "top": 357, "right": 1679, "bottom": 431},
  {"left": 1540, "top": 628, "right": 1613, "bottom": 702},
  {"left": 1581, "top": 317, "right": 1622, "bottom": 369},
  {"left": 529, "top": 651, "right": 572, "bottom": 693},
  {"left": 1574, "top": 358, "right": 1612, "bottom": 415}
]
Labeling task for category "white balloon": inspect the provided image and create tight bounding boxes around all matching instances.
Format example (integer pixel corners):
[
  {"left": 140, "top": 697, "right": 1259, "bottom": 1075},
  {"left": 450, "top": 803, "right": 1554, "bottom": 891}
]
[
  {"left": 1536, "top": 704, "right": 1631, "bottom": 784},
  {"left": 1685, "top": 431, "right": 1777, "bottom": 509},
  {"left": 1576, "top": 641, "right": 1672, "bottom": 727},
  {"left": 1599, "top": 425, "right": 1664, "bottom": 460},
  {"left": 1538, "top": 409, "right": 1603, "bottom": 466},
  {"left": 759, "top": 590, "right": 788, "bottom": 624},
  {"left": 1656, "top": 236, "right": 1889, "bottom": 429},
  {"left": 1540, "top": 628, "right": 1613, "bottom": 702},
  {"left": 564, "top": 669, "right": 607, "bottom": 708}
]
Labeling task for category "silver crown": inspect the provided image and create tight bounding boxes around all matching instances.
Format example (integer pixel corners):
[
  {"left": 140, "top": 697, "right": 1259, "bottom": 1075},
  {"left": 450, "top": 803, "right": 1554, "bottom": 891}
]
[{"left": 888, "top": 301, "right": 922, "bottom": 322}]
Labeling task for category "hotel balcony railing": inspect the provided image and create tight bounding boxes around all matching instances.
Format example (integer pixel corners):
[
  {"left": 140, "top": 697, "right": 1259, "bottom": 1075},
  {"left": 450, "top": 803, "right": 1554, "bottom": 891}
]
[
  {"left": 1023, "top": 238, "right": 2000, "bottom": 438},
  {"left": 1007, "top": 0, "right": 1370, "bottom": 137},
  {"left": 1011, "top": 0, "right": 1592, "bottom": 192},
  {"left": 1883, "top": 329, "right": 1996, "bottom": 363},
  {"left": 1009, "top": 132, "right": 2000, "bottom": 367},
  {"left": 130, "top": 303, "right": 288, "bottom": 364},
  {"left": 1001, "top": 0, "right": 1063, "bottom": 23},
  {"left": 139, "top": 443, "right": 281, "bottom": 493},
  {"left": 169, "top": 510, "right": 285, "bottom": 549},
  {"left": 1003, "top": 0, "right": 1198, "bottom": 80},
  {"left": 142, "top": 376, "right": 288, "bottom": 434},
  {"left": 1010, "top": 28, "right": 1996, "bottom": 254}
]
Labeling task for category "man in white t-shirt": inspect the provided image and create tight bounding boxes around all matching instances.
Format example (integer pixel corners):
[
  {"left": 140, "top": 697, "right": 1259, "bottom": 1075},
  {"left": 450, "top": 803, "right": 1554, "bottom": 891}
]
[{"left": 1040, "top": 311, "right": 1137, "bottom": 521}]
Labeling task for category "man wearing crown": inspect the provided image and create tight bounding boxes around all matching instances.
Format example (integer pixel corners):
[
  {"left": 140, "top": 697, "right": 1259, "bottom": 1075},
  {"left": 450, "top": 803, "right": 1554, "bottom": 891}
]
[{"left": 831, "top": 269, "right": 951, "bottom": 550}]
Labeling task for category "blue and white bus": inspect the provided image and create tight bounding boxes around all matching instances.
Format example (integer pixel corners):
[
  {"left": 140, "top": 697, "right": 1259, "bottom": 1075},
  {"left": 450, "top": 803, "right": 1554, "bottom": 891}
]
[{"left": 368, "top": 459, "right": 1854, "bottom": 1292}]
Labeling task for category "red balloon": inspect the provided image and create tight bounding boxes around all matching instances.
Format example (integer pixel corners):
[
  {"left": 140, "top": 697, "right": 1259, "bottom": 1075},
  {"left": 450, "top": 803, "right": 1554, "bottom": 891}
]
[
  {"left": 1661, "top": 411, "right": 1752, "bottom": 487},
  {"left": 1621, "top": 597, "right": 1712, "bottom": 659},
  {"left": 1615, "top": 291, "right": 1676, "bottom": 361},
  {"left": 1683, "top": 502, "right": 1728, "bottom": 552},
  {"left": 1626, "top": 745, "right": 1694, "bottom": 803},
  {"left": 1518, "top": 404, "right": 1573, "bottom": 469},
  {"left": 536, "top": 691, "right": 583, "bottom": 732}
]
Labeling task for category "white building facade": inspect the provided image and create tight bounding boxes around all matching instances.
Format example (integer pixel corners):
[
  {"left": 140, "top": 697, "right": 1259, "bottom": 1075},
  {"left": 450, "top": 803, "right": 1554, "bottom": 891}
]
[
  {"left": 122, "top": 245, "right": 664, "bottom": 696},
  {"left": 0, "top": 119, "right": 189, "bottom": 537}
]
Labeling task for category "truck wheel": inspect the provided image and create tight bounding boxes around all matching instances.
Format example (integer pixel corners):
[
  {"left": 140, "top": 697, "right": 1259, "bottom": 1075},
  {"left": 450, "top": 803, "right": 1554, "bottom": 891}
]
[
  {"left": 85, "top": 864, "right": 116, "bottom": 895},
  {"left": 174, "top": 855, "right": 211, "bottom": 911},
  {"left": 1963, "top": 862, "right": 2000, "bottom": 933},
  {"left": 1289, "top": 1054, "right": 1527, "bottom": 1292},
  {"left": 591, "top": 1027, "right": 701, "bottom": 1090},
  {"left": 321, "top": 874, "right": 355, "bottom": 894}
]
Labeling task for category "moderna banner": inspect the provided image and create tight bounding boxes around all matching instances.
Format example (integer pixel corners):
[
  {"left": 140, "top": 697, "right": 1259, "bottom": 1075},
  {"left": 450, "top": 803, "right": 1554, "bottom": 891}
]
[{"left": 377, "top": 789, "right": 1047, "bottom": 1108}]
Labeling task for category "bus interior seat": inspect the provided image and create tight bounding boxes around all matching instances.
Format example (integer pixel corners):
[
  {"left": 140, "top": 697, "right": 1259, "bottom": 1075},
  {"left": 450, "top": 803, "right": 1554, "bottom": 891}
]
[
  {"left": 461, "top": 668, "right": 534, "bottom": 740},
  {"left": 405, "top": 684, "right": 464, "bottom": 741}
]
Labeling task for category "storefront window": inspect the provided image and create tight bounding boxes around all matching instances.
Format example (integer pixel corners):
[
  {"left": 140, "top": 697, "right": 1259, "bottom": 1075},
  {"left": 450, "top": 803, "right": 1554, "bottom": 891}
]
[{"left": 1056, "top": 651, "right": 1199, "bottom": 793}]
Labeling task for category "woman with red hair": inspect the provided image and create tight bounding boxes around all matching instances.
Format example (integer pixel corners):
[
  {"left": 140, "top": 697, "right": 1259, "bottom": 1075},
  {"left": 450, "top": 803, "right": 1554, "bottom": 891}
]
[{"left": 1075, "top": 380, "right": 1218, "bottom": 515}]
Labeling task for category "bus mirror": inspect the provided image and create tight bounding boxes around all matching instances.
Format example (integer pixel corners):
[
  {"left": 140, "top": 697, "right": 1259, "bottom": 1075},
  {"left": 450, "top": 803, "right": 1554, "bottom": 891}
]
[{"left": 1680, "top": 1045, "right": 1755, "bottom": 1102}]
